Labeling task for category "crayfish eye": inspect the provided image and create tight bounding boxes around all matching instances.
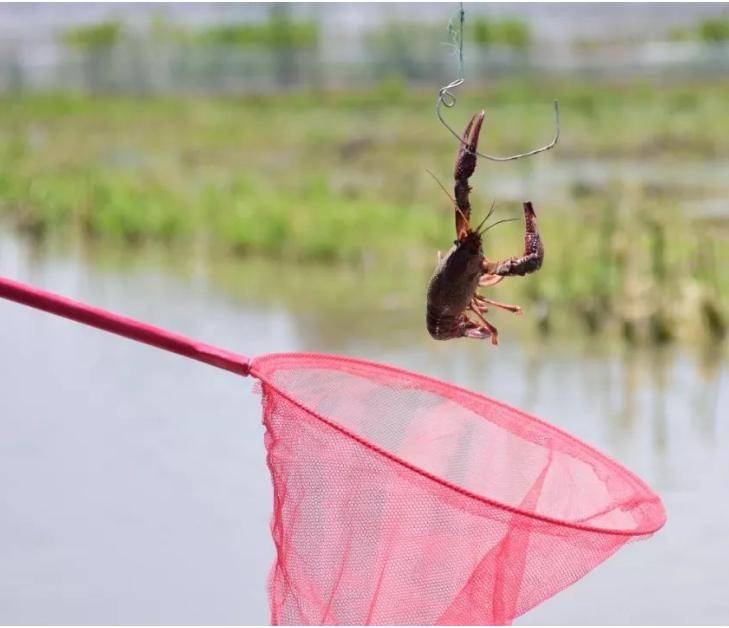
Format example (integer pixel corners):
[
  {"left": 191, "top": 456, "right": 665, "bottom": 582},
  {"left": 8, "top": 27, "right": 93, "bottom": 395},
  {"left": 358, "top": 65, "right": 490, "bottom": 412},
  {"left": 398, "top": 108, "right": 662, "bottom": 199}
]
[{"left": 453, "top": 239, "right": 459, "bottom": 246}]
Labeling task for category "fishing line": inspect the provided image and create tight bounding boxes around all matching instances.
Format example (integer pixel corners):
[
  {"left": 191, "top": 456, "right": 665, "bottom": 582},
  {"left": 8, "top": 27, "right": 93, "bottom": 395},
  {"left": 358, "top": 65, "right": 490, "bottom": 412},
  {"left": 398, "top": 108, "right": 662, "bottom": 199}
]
[{"left": 436, "top": 2, "right": 560, "bottom": 162}]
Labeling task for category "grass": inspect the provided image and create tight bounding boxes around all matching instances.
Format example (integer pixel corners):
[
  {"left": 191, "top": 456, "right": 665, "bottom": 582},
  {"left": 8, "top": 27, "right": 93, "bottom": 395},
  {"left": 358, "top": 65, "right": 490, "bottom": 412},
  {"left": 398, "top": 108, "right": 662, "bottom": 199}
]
[{"left": 1, "top": 78, "right": 728, "bottom": 345}]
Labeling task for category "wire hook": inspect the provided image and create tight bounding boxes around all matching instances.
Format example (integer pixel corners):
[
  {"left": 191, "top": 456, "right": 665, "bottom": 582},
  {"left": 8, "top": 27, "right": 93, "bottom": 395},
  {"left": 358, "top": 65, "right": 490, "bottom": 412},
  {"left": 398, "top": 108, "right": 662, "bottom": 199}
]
[
  {"left": 436, "top": 4, "right": 560, "bottom": 162},
  {"left": 437, "top": 87, "right": 560, "bottom": 162}
]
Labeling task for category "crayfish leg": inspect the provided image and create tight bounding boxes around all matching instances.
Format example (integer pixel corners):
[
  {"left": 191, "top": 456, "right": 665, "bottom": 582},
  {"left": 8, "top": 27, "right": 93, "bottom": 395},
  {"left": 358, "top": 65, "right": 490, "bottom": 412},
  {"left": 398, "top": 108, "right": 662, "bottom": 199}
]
[
  {"left": 468, "top": 305, "right": 499, "bottom": 345},
  {"left": 464, "top": 326, "right": 494, "bottom": 341},
  {"left": 479, "top": 296, "right": 523, "bottom": 315}
]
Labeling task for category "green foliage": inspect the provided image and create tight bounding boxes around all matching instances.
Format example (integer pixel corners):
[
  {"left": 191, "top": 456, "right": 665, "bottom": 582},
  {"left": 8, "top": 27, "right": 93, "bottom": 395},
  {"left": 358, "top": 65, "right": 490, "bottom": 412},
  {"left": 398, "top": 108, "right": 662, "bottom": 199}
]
[
  {"left": 671, "top": 17, "right": 729, "bottom": 43},
  {"left": 147, "top": 12, "right": 189, "bottom": 44},
  {"left": 63, "top": 21, "right": 122, "bottom": 49},
  {"left": 195, "top": 11, "right": 318, "bottom": 49},
  {"left": 84, "top": 172, "right": 190, "bottom": 243},
  {"left": 60, "top": 10, "right": 319, "bottom": 51},
  {"left": 470, "top": 17, "right": 531, "bottom": 49},
  {"left": 698, "top": 17, "right": 729, "bottom": 43},
  {"left": 374, "top": 76, "right": 408, "bottom": 105},
  {"left": 1, "top": 83, "right": 728, "bottom": 344}
]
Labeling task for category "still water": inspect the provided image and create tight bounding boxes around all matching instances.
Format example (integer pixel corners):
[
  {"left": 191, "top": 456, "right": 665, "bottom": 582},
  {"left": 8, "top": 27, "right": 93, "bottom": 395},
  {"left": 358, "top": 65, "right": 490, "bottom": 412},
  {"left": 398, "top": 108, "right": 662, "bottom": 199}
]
[{"left": 1, "top": 228, "right": 727, "bottom": 625}]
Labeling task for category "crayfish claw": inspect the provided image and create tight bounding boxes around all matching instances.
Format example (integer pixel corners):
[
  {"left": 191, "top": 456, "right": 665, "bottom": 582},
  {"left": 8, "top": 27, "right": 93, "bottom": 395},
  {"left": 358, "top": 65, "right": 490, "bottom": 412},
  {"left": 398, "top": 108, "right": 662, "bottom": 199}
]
[
  {"left": 455, "top": 110, "right": 484, "bottom": 182},
  {"left": 482, "top": 201, "right": 544, "bottom": 277},
  {"left": 454, "top": 110, "right": 485, "bottom": 238}
]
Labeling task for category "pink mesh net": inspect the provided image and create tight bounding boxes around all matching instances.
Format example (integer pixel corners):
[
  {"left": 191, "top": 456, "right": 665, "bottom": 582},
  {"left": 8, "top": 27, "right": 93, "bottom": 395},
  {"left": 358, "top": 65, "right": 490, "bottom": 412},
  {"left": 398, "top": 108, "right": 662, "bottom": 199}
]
[{"left": 253, "top": 353, "right": 666, "bottom": 626}]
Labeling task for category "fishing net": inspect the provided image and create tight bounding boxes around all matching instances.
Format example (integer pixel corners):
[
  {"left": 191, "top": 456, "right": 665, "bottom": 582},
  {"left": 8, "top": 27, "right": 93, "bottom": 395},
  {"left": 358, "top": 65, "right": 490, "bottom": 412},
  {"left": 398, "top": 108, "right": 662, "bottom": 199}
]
[
  {"left": 0, "top": 276, "right": 666, "bottom": 625},
  {"left": 253, "top": 354, "right": 665, "bottom": 625}
]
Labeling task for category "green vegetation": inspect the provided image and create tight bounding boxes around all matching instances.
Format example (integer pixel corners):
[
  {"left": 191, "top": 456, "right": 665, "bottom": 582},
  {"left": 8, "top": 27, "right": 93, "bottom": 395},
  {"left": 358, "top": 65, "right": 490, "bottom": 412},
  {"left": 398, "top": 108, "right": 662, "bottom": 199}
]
[
  {"left": 62, "top": 11, "right": 319, "bottom": 50},
  {"left": 194, "top": 9, "right": 318, "bottom": 49},
  {"left": 670, "top": 17, "right": 729, "bottom": 43},
  {"left": 63, "top": 20, "right": 123, "bottom": 49},
  {"left": 1, "top": 79, "right": 728, "bottom": 345},
  {"left": 194, "top": 21, "right": 318, "bottom": 48},
  {"left": 699, "top": 17, "right": 729, "bottom": 43},
  {"left": 471, "top": 17, "right": 531, "bottom": 49}
]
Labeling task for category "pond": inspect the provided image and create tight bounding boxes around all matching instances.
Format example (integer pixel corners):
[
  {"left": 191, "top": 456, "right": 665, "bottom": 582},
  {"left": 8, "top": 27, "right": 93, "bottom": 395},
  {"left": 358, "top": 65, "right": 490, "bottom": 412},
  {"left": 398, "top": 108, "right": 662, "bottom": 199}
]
[{"left": 0, "top": 228, "right": 727, "bottom": 624}]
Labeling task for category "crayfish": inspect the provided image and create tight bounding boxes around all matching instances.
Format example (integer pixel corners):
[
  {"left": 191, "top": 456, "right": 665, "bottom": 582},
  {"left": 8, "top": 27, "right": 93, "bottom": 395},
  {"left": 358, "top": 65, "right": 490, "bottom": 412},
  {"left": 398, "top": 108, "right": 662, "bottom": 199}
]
[{"left": 426, "top": 111, "right": 544, "bottom": 345}]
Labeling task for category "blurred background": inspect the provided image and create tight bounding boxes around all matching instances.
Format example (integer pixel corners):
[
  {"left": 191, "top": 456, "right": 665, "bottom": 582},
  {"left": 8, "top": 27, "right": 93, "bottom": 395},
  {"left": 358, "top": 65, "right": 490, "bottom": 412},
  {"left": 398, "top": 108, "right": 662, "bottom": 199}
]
[{"left": 1, "top": 2, "right": 728, "bottom": 624}]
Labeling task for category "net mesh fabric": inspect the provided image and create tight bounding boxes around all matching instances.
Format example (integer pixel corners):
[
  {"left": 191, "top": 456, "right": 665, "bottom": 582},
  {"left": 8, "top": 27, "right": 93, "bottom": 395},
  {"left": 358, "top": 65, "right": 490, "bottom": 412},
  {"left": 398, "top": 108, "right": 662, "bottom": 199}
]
[{"left": 252, "top": 353, "right": 665, "bottom": 626}]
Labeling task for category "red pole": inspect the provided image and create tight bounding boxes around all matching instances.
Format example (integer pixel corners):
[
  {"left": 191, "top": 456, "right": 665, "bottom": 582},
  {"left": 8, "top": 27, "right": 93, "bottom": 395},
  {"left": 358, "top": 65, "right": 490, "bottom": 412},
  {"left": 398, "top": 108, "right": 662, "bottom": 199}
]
[{"left": 0, "top": 275, "right": 251, "bottom": 377}]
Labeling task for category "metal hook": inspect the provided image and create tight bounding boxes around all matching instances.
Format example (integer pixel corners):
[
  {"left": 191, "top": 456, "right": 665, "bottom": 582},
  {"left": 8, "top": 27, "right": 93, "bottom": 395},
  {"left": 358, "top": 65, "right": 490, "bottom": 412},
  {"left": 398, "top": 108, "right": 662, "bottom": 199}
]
[{"left": 436, "top": 80, "right": 560, "bottom": 162}]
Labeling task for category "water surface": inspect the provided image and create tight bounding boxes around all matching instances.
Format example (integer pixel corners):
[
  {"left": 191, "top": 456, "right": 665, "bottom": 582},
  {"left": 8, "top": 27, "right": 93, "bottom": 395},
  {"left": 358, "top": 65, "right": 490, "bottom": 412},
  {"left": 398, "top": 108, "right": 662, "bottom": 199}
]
[{"left": 1, "top": 229, "right": 727, "bottom": 624}]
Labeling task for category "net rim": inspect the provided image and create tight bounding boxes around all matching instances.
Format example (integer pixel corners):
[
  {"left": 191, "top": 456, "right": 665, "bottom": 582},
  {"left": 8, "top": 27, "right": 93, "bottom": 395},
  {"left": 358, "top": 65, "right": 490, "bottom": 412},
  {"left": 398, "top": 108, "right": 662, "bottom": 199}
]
[{"left": 251, "top": 352, "right": 666, "bottom": 538}]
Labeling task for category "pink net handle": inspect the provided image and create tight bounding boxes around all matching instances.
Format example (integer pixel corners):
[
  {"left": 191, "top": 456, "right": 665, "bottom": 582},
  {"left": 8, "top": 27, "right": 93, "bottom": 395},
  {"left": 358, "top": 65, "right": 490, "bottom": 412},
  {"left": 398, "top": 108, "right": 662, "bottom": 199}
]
[{"left": 0, "top": 275, "right": 252, "bottom": 377}]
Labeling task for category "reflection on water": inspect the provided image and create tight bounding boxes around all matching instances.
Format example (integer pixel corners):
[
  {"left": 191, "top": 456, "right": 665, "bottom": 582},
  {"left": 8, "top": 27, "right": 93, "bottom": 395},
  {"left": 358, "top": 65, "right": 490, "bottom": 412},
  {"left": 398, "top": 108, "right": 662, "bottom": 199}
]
[{"left": 1, "top": 229, "right": 727, "bottom": 624}]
